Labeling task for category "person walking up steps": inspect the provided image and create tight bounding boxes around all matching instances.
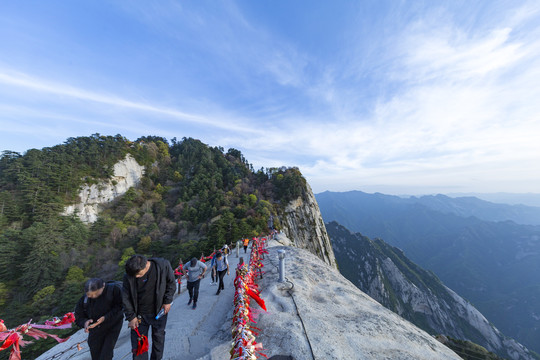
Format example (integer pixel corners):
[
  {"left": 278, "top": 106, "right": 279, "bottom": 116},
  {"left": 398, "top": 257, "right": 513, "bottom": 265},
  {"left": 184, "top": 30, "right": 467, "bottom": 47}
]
[
  {"left": 183, "top": 257, "right": 207, "bottom": 309},
  {"left": 213, "top": 252, "right": 229, "bottom": 295},
  {"left": 222, "top": 244, "right": 230, "bottom": 256},
  {"left": 123, "top": 255, "right": 176, "bottom": 360}
]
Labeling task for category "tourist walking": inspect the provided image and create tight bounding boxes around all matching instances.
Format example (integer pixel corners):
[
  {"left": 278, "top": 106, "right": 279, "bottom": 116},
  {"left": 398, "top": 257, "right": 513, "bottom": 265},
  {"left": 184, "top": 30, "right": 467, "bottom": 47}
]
[
  {"left": 74, "top": 278, "right": 123, "bottom": 360},
  {"left": 214, "top": 252, "right": 230, "bottom": 295},
  {"left": 123, "top": 255, "right": 176, "bottom": 360},
  {"left": 210, "top": 252, "right": 218, "bottom": 286},
  {"left": 183, "top": 257, "right": 207, "bottom": 309}
]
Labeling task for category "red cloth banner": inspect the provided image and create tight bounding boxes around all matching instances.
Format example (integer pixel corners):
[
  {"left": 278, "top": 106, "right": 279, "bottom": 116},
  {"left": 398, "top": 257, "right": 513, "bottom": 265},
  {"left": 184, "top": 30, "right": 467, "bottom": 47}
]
[{"left": 0, "top": 313, "right": 74, "bottom": 360}]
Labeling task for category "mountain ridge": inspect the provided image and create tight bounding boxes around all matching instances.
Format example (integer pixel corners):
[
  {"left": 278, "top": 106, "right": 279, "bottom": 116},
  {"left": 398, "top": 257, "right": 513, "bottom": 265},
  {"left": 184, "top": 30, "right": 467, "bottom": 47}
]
[
  {"left": 327, "top": 221, "right": 538, "bottom": 360},
  {"left": 316, "top": 190, "right": 540, "bottom": 355},
  {"left": 37, "top": 235, "right": 464, "bottom": 360}
]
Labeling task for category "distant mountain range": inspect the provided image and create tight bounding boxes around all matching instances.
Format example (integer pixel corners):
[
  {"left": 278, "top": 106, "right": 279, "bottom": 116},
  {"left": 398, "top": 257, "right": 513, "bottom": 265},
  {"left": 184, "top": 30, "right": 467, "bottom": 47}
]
[
  {"left": 447, "top": 192, "right": 540, "bottom": 208},
  {"left": 316, "top": 190, "right": 540, "bottom": 355},
  {"left": 328, "top": 221, "right": 537, "bottom": 360}
]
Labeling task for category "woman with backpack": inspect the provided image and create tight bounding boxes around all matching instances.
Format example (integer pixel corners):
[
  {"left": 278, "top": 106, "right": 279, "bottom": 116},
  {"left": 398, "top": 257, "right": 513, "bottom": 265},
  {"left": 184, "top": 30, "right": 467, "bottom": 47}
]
[
  {"left": 213, "top": 251, "right": 230, "bottom": 295},
  {"left": 74, "top": 278, "right": 124, "bottom": 360}
]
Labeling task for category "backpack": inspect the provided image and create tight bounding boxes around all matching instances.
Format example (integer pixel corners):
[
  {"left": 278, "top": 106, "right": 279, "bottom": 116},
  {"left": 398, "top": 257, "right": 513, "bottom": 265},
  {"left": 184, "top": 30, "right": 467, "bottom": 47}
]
[{"left": 106, "top": 280, "right": 123, "bottom": 289}]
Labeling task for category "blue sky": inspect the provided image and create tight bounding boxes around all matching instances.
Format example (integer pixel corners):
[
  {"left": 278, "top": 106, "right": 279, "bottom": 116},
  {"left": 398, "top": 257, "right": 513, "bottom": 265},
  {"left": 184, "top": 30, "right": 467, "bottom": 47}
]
[{"left": 1, "top": 1, "right": 540, "bottom": 195}]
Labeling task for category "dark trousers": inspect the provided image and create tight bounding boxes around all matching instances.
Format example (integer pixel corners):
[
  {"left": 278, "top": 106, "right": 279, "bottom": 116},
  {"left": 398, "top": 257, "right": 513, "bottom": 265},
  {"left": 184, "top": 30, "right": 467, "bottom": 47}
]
[
  {"left": 88, "top": 322, "right": 122, "bottom": 360},
  {"left": 244, "top": 245, "right": 248, "bottom": 253},
  {"left": 187, "top": 279, "right": 201, "bottom": 303},
  {"left": 211, "top": 267, "right": 216, "bottom": 283},
  {"left": 131, "top": 314, "right": 167, "bottom": 360},
  {"left": 217, "top": 269, "right": 227, "bottom": 291}
]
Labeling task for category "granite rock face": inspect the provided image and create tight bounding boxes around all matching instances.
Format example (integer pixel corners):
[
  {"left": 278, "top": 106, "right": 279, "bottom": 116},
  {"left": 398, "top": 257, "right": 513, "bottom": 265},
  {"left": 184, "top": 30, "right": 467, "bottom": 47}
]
[
  {"left": 62, "top": 154, "right": 145, "bottom": 223},
  {"left": 257, "top": 238, "right": 462, "bottom": 360},
  {"left": 276, "top": 182, "right": 338, "bottom": 269}
]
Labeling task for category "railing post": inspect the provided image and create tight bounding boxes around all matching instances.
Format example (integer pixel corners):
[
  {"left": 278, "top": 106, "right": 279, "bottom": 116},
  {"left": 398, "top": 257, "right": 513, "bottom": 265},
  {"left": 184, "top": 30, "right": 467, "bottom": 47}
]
[
  {"left": 236, "top": 240, "right": 240, "bottom": 258},
  {"left": 278, "top": 249, "right": 286, "bottom": 282}
]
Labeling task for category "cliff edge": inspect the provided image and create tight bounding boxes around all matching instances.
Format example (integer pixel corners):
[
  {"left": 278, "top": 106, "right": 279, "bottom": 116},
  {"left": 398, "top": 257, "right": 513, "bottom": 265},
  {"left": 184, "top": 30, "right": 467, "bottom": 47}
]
[{"left": 277, "top": 182, "right": 338, "bottom": 269}]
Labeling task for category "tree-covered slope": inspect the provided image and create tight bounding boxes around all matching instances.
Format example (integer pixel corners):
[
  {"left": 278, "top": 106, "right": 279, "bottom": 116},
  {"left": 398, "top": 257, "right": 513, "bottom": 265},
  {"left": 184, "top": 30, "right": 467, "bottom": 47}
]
[
  {"left": 0, "top": 134, "right": 307, "bottom": 357},
  {"left": 316, "top": 190, "right": 540, "bottom": 355}
]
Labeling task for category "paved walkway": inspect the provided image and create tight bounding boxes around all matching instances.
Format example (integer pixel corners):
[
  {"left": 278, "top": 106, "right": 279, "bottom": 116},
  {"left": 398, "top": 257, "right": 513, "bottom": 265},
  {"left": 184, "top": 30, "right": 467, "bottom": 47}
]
[{"left": 37, "top": 248, "right": 250, "bottom": 360}]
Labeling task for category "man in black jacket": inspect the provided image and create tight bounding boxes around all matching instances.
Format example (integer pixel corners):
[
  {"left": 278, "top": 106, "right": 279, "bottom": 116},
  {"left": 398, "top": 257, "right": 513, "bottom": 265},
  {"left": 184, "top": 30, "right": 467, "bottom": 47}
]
[{"left": 123, "top": 255, "right": 176, "bottom": 360}]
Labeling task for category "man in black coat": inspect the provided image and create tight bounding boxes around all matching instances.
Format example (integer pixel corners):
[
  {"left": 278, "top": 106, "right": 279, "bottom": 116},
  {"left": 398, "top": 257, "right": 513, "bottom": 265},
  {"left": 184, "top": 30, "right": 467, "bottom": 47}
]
[{"left": 123, "top": 255, "right": 176, "bottom": 360}]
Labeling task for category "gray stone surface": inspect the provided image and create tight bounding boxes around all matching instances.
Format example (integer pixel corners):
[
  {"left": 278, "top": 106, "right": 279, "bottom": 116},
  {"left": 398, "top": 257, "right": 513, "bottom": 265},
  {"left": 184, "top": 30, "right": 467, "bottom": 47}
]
[{"left": 257, "top": 240, "right": 462, "bottom": 360}]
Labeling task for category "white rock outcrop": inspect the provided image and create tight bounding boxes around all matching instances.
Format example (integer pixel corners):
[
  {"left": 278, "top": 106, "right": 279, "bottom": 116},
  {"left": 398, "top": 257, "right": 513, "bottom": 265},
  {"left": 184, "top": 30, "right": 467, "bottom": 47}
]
[{"left": 63, "top": 154, "right": 145, "bottom": 223}]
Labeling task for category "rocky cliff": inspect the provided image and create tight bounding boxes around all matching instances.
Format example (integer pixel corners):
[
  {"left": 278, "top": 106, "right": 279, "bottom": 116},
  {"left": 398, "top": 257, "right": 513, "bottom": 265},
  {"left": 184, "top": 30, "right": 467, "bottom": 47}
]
[
  {"left": 328, "top": 221, "right": 538, "bottom": 360},
  {"left": 62, "top": 154, "right": 145, "bottom": 223},
  {"left": 276, "top": 182, "right": 338, "bottom": 269}
]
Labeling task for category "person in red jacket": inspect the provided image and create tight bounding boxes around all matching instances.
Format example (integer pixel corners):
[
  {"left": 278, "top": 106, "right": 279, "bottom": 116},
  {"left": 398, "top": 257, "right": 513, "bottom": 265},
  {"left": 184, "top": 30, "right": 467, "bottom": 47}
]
[{"left": 174, "top": 260, "right": 183, "bottom": 295}]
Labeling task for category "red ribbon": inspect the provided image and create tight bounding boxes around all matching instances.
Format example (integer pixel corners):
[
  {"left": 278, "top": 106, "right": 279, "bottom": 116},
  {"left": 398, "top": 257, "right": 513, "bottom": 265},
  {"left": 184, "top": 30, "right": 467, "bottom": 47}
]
[
  {"left": 0, "top": 314, "right": 74, "bottom": 359},
  {"left": 133, "top": 327, "right": 149, "bottom": 355}
]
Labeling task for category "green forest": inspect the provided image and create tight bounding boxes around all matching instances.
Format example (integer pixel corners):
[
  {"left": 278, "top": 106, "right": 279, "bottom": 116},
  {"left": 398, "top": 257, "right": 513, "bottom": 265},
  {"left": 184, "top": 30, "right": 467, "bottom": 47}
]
[{"left": 0, "top": 134, "right": 306, "bottom": 357}]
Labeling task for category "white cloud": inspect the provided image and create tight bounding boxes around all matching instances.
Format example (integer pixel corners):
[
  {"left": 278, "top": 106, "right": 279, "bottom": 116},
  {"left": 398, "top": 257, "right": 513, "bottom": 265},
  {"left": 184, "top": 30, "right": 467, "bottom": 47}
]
[{"left": 258, "top": 4, "right": 540, "bottom": 194}]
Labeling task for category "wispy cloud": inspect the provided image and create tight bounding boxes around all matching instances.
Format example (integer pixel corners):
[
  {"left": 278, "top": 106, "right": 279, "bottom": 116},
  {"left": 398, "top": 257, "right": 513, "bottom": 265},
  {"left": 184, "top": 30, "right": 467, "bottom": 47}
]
[{"left": 0, "top": 69, "right": 262, "bottom": 134}]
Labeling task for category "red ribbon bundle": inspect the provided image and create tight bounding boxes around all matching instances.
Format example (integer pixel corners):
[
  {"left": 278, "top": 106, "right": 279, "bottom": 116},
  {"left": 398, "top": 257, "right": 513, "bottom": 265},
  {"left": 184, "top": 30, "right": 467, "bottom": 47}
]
[
  {"left": 0, "top": 314, "right": 74, "bottom": 360},
  {"left": 230, "top": 236, "right": 268, "bottom": 360},
  {"left": 31, "top": 312, "right": 76, "bottom": 330},
  {"left": 133, "top": 327, "right": 149, "bottom": 355}
]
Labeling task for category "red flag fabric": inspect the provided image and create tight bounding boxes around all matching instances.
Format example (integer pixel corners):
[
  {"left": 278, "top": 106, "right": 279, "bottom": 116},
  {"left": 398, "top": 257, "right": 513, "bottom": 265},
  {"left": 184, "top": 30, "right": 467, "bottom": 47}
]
[
  {"left": 246, "top": 288, "right": 267, "bottom": 311},
  {"left": 0, "top": 332, "right": 21, "bottom": 360}
]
